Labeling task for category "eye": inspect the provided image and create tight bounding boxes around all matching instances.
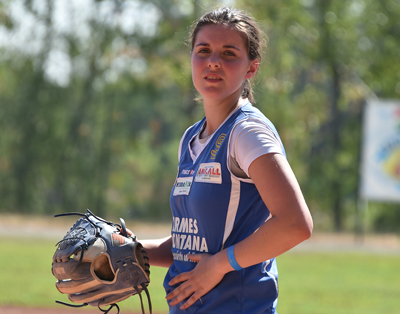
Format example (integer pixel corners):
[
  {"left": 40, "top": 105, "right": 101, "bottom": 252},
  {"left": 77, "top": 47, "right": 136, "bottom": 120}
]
[
  {"left": 197, "top": 48, "right": 210, "bottom": 54},
  {"left": 224, "top": 51, "right": 236, "bottom": 57}
]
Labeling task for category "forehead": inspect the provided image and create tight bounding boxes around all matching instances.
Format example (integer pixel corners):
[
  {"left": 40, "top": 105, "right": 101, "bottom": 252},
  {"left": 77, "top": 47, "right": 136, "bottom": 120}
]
[{"left": 194, "top": 24, "right": 247, "bottom": 49}]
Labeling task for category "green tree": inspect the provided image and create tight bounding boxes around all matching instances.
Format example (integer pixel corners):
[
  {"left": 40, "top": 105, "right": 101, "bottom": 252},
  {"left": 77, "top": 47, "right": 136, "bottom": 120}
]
[
  {"left": 237, "top": 0, "right": 400, "bottom": 231},
  {"left": 0, "top": 0, "right": 399, "bottom": 231}
]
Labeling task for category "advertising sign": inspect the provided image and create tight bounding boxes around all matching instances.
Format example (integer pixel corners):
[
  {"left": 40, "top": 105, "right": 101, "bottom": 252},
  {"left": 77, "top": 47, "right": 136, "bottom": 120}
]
[{"left": 359, "top": 99, "right": 400, "bottom": 202}]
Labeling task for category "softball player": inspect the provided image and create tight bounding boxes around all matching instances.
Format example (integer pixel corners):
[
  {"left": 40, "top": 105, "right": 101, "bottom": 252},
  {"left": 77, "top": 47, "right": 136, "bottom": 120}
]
[{"left": 142, "top": 7, "right": 313, "bottom": 313}]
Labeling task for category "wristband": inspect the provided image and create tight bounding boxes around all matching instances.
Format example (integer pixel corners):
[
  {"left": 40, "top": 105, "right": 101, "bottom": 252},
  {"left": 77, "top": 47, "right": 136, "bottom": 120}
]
[{"left": 227, "top": 245, "right": 243, "bottom": 271}]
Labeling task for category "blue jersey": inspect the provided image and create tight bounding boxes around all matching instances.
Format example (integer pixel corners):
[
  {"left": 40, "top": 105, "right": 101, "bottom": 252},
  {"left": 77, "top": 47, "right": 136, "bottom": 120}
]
[{"left": 165, "top": 103, "right": 284, "bottom": 313}]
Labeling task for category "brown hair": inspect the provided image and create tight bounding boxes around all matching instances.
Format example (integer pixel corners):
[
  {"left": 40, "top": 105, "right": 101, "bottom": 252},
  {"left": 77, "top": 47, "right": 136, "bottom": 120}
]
[{"left": 189, "top": 7, "right": 267, "bottom": 103}]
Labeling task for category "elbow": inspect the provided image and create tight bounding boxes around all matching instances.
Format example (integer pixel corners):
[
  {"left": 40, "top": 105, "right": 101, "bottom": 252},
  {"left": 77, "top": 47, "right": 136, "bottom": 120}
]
[
  {"left": 302, "top": 221, "right": 313, "bottom": 241},
  {"left": 292, "top": 215, "right": 313, "bottom": 244},
  {"left": 298, "top": 216, "right": 313, "bottom": 242}
]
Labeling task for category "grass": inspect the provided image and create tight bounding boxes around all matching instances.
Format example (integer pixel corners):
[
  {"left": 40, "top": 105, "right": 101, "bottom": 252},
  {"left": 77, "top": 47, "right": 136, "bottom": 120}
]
[
  {"left": 276, "top": 251, "right": 400, "bottom": 314},
  {"left": 0, "top": 237, "right": 169, "bottom": 313},
  {"left": 0, "top": 236, "right": 399, "bottom": 313}
]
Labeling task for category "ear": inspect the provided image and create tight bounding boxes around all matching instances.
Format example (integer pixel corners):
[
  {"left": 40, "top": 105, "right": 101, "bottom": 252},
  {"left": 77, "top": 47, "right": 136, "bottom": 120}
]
[{"left": 245, "top": 58, "right": 259, "bottom": 79}]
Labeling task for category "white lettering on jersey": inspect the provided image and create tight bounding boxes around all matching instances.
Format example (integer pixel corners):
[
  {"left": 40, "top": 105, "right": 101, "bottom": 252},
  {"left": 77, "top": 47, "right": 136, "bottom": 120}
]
[
  {"left": 171, "top": 216, "right": 208, "bottom": 257},
  {"left": 171, "top": 233, "right": 209, "bottom": 253}
]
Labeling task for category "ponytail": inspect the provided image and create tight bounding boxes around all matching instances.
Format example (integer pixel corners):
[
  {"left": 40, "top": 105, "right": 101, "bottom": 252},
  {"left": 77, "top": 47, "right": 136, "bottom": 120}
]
[{"left": 242, "top": 79, "right": 254, "bottom": 103}]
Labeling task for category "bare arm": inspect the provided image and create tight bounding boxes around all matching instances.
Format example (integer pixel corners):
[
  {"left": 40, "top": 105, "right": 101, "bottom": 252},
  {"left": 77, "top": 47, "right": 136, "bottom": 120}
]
[
  {"left": 232, "top": 153, "right": 313, "bottom": 266},
  {"left": 166, "top": 153, "right": 313, "bottom": 309},
  {"left": 141, "top": 236, "right": 173, "bottom": 268}
]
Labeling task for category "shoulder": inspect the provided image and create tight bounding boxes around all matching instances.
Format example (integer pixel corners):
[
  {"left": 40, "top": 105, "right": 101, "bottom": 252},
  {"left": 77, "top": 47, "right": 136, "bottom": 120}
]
[
  {"left": 228, "top": 113, "right": 285, "bottom": 178},
  {"left": 232, "top": 118, "right": 276, "bottom": 137},
  {"left": 236, "top": 104, "right": 280, "bottom": 135},
  {"left": 230, "top": 115, "right": 284, "bottom": 153}
]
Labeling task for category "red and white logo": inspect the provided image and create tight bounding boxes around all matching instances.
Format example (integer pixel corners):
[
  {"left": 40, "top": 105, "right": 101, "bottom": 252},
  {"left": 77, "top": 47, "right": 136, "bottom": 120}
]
[{"left": 195, "top": 162, "right": 222, "bottom": 184}]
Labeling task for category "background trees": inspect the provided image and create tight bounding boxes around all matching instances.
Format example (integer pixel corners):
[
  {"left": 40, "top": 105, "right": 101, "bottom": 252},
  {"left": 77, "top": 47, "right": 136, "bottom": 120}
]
[{"left": 0, "top": 0, "right": 399, "bottom": 232}]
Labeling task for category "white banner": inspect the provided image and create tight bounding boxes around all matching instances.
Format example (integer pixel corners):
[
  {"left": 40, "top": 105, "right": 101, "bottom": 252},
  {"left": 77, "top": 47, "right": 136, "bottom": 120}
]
[{"left": 359, "top": 99, "right": 400, "bottom": 202}]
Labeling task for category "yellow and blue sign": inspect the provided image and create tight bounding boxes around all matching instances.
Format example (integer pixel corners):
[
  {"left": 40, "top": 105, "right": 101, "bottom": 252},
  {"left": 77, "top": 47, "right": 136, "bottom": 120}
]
[{"left": 360, "top": 99, "right": 400, "bottom": 202}]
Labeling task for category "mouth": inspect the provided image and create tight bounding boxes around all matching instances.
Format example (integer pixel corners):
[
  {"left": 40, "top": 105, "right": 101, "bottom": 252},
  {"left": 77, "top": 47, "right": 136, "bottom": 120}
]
[{"left": 204, "top": 75, "right": 222, "bottom": 81}]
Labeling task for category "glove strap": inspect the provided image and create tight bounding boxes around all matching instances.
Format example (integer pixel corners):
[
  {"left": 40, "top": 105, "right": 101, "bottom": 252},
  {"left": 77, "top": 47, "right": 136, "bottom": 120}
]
[
  {"left": 142, "top": 283, "right": 152, "bottom": 314},
  {"left": 55, "top": 300, "right": 88, "bottom": 308},
  {"left": 134, "top": 284, "right": 152, "bottom": 314},
  {"left": 99, "top": 303, "right": 120, "bottom": 314},
  {"left": 55, "top": 300, "right": 120, "bottom": 314}
]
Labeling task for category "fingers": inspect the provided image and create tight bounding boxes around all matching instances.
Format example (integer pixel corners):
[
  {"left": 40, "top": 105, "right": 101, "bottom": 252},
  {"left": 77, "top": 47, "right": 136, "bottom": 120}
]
[
  {"left": 166, "top": 282, "right": 191, "bottom": 305},
  {"left": 187, "top": 253, "right": 201, "bottom": 263},
  {"left": 166, "top": 253, "right": 226, "bottom": 310},
  {"left": 180, "top": 292, "right": 202, "bottom": 310},
  {"left": 165, "top": 258, "right": 203, "bottom": 309},
  {"left": 166, "top": 282, "right": 203, "bottom": 309},
  {"left": 167, "top": 254, "right": 200, "bottom": 286},
  {"left": 125, "top": 228, "right": 133, "bottom": 237},
  {"left": 167, "top": 271, "right": 192, "bottom": 286}
]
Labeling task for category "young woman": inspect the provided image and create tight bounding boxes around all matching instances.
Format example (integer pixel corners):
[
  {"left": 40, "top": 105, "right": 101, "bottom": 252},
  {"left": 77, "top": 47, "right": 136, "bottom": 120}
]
[{"left": 142, "top": 7, "right": 313, "bottom": 314}]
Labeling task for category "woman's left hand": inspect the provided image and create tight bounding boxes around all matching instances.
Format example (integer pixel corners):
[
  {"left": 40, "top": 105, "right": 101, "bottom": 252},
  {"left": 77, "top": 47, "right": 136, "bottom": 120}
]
[{"left": 165, "top": 253, "right": 227, "bottom": 310}]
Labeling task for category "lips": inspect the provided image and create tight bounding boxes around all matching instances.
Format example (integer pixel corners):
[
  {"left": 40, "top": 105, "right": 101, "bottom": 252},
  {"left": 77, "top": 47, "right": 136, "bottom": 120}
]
[{"left": 204, "top": 74, "right": 222, "bottom": 82}]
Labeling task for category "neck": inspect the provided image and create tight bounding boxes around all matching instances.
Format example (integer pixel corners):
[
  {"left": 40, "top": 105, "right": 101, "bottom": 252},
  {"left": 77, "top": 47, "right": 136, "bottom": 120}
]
[{"left": 200, "top": 93, "right": 244, "bottom": 139}]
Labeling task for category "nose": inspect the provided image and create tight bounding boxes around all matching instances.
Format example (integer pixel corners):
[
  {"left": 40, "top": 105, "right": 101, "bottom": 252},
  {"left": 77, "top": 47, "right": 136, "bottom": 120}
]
[{"left": 208, "top": 53, "right": 220, "bottom": 68}]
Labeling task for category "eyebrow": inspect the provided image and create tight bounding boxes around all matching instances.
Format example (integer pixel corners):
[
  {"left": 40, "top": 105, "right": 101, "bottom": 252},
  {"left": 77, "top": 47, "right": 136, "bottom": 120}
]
[{"left": 195, "top": 43, "right": 241, "bottom": 51}]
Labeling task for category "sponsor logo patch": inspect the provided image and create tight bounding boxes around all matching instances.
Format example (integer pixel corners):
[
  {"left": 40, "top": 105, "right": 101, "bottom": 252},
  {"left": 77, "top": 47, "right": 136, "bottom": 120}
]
[
  {"left": 173, "top": 177, "right": 193, "bottom": 196},
  {"left": 181, "top": 169, "right": 195, "bottom": 175},
  {"left": 195, "top": 162, "right": 222, "bottom": 184}
]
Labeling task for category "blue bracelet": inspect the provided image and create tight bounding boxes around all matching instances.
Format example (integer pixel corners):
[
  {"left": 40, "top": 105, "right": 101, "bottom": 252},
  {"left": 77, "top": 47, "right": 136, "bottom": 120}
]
[{"left": 227, "top": 245, "right": 243, "bottom": 271}]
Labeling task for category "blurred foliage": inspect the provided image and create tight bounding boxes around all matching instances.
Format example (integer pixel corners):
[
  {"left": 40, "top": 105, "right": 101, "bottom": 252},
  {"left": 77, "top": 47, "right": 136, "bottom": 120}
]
[{"left": 0, "top": 0, "right": 399, "bottom": 231}]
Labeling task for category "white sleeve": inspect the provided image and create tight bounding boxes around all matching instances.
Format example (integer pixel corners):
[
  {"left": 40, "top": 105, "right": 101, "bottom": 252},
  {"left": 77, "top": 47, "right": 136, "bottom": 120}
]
[{"left": 229, "top": 119, "right": 284, "bottom": 177}]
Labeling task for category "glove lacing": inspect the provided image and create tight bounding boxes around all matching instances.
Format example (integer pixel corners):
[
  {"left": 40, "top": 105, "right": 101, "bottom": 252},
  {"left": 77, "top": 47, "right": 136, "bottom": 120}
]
[
  {"left": 55, "top": 300, "right": 120, "bottom": 314},
  {"left": 135, "top": 283, "right": 152, "bottom": 314}
]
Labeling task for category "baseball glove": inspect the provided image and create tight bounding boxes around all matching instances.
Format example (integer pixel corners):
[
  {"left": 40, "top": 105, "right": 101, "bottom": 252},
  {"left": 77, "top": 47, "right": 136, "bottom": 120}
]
[{"left": 52, "top": 209, "right": 151, "bottom": 314}]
